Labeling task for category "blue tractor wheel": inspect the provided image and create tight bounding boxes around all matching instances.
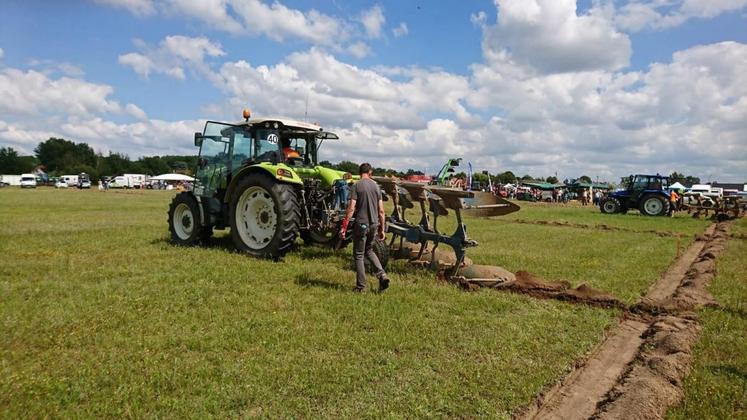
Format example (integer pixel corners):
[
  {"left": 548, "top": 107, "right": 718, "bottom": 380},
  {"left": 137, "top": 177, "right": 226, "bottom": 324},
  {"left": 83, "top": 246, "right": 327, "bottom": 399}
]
[
  {"left": 639, "top": 194, "right": 669, "bottom": 216},
  {"left": 600, "top": 197, "right": 622, "bottom": 214}
]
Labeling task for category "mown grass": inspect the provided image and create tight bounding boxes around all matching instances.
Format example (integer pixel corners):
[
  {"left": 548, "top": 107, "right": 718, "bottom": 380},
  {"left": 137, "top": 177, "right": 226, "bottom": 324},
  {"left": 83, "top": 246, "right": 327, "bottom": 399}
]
[
  {"left": 499, "top": 201, "right": 710, "bottom": 236},
  {"left": 0, "top": 188, "right": 708, "bottom": 417},
  {"left": 668, "top": 216, "right": 747, "bottom": 419}
]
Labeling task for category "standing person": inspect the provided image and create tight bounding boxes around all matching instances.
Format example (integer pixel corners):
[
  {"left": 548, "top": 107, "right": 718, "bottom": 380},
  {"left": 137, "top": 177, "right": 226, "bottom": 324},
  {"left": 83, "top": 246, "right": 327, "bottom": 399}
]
[
  {"left": 668, "top": 189, "right": 679, "bottom": 217},
  {"left": 340, "top": 163, "right": 390, "bottom": 292}
]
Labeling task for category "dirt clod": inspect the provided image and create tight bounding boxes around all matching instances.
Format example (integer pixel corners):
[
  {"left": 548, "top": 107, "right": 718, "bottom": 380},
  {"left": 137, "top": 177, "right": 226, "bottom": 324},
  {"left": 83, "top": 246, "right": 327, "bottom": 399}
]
[{"left": 493, "top": 271, "right": 626, "bottom": 308}]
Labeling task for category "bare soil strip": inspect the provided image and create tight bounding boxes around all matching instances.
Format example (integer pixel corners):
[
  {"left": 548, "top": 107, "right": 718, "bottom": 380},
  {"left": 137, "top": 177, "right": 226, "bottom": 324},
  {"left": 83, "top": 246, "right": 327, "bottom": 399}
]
[
  {"left": 497, "top": 218, "right": 685, "bottom": 238},
  {"left": 523, "top": 319, "right": 649, "bottom": 420},
  {"left": 591, "top": 315, "right": 701, "bottom": 419},
  {"left": 641, "top": 223, "right": 717, "bottom": 303},
  {"left": 519, "top": 222, "right": 731, "bottom": 420}
]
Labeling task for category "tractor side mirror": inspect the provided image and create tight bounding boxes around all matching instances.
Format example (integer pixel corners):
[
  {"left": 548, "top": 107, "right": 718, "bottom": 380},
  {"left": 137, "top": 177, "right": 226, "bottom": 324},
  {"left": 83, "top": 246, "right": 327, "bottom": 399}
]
[{"left": 194, "top": 132, "right": 203, "bottom": 147}]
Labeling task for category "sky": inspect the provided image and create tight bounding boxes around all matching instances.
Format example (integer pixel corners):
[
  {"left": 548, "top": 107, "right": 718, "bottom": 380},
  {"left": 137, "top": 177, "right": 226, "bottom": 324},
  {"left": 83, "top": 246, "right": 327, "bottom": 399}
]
[{"left": 1, "top": 0, "right": 746, "bottom": 182}]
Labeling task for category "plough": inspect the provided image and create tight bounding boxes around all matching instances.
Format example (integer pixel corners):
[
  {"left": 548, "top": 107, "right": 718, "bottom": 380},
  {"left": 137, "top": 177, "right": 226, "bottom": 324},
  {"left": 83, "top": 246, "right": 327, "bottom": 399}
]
[
  {"left": 683, "top": 195, "right": 744, "bottom": 220},
  {"left": 373, "top": 176, "right": 519, "bottom": 281}
]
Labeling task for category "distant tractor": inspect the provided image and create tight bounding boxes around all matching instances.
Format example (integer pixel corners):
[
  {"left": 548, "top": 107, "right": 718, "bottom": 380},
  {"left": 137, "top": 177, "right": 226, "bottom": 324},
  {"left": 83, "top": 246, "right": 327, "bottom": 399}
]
[
  {"left": 600, "top": 174, "right": 670, "bottom": 216},
  {"left": 167, "top": 110, "right": 387, "bottom": 263}
]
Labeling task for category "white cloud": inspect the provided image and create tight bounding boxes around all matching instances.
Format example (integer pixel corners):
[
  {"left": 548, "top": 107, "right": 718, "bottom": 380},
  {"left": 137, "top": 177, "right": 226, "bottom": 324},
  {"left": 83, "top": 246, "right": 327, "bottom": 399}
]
[
  {"left": 608, "top": 0, "right": 747, "bottom": 32},
  {"left": 465, "top": 41, "right": 747, "bottom": 180},
  {"left": 93, "top": 0, "right": 156, "bottom": 16},
  {"left": 27, "top": 59, "right": 85, "bottom": 77},
  {"left": 229, "top": 0, "right": 346, "bottom": 45},
  {"left": 346, "top": 42, "right": 371, "bottom": 59},
  {"left": 392, "top": 22, "right": 409, "bottom": 38},
  {"left": 0, "top": 48, "right": 4, "bottom": 59},
  {"left": 480, "top": 0, "right": 632, "bottom": 74},
  {"left": 0, "top": 68, "right": 122, "bottom": 117},
  {"left": 125, "top": 103, "right": 148, "bottom": 120},
  {"left": 360, "top": 5, "right": 386, "bottom": 38},
  {"left": 97, "top": 0, "right": 388, "bottom": 53},
  {"left": 118, "top": 35, "right": 225, "bottom": 80}
]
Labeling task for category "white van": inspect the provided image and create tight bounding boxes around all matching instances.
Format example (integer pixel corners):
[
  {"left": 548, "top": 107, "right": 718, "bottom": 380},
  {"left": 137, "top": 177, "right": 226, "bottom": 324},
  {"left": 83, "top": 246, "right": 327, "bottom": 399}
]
[
  {"left": 61, "top": 175, "right": 79, "bottom": 187},
  {"left": 20, "top": 174, "right": 37, "bottom": 188}
]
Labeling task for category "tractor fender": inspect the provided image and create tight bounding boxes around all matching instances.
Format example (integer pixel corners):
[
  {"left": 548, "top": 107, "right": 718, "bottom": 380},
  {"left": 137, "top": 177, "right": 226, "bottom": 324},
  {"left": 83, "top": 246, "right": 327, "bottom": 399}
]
[{"left": 224, "top": 163, "right": 303, "bottom": 204}]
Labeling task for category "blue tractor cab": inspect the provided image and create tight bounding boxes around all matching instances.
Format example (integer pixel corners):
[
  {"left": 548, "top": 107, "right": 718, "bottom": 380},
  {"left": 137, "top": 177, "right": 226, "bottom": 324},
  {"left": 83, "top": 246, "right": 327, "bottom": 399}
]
[{"left": 600, "top": 174, "right": 670, "bottom": 216}]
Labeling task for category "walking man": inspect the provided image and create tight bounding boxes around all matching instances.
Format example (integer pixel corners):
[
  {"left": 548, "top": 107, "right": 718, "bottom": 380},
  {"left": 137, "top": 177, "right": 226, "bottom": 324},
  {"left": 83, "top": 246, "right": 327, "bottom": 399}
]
[{"left": 340, "top": 163, "right": 390, "bottom": 292}]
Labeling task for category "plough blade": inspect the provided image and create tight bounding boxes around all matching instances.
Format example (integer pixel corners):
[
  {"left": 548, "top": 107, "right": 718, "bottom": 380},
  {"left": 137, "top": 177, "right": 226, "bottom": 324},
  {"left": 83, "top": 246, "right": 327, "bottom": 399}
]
[{"left": 463, "top": 191, "right": 520, "bottom": 218}]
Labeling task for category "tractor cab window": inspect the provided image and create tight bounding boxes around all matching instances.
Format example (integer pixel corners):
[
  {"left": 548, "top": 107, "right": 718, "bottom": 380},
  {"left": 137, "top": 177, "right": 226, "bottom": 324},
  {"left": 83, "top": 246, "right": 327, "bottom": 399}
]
[
  {"left": 282, "top": 136, "right": 314, "bottom": 166},
  {"left": 254, "top": 129, "right": 281, "bottom": 162},
  {"left": 197, "top": 122, "right": 234, "bottom": 196},
  {"left": 231, "top": 128, "right": 252, "bottom": 169},
  {"left": 632, "top": 176, "right": 649, "bottom": 190}
]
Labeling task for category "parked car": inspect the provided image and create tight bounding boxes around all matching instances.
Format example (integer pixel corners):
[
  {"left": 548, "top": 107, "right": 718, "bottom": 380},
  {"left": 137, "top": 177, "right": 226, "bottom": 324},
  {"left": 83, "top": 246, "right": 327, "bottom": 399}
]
[
  {"left": 55, "top": 179, "right": 68, "bottom": 188},
  {"left": 77, "top": 172, "right": 91, "bottom": 189},
  {"left": 20, "top": 174, "right": 37, "bottom": 188}
]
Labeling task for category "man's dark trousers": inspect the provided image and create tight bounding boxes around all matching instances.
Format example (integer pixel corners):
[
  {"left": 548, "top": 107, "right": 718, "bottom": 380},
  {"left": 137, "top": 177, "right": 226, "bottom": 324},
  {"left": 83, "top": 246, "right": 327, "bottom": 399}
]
[{"left": 353, "top": 222, "right": 385, "bottom": 290}]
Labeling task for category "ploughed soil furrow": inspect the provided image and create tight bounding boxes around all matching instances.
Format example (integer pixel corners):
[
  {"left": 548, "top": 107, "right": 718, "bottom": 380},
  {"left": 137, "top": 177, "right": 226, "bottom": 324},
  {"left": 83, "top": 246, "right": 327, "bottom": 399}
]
[
  {"left": 642, "top": 223, "right": 717, "bottom": 303},
  {"left": 522, "top": 319, "right": 648, "bottom": 420},
  {"left": 519, "top": 222, "right": 730, "bottom": 420},
  {"left": 495, "top": 218, "right": 685, "bottom": 238}
]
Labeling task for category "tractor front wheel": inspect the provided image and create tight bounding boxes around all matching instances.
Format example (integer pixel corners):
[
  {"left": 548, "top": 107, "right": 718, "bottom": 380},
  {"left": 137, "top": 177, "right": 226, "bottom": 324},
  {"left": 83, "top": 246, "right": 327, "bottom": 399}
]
[
  {"left": 639, "top": 194, "right": 669, "bottom": 216},
  {"left": 600, "top": 197, "right": 621, "bottom": 214},
  {"left": 168, "top": 192, "right": 206, "bottom": 246},
  {"left": 230, "top": 173, "right": 300, "bottom": 259}
]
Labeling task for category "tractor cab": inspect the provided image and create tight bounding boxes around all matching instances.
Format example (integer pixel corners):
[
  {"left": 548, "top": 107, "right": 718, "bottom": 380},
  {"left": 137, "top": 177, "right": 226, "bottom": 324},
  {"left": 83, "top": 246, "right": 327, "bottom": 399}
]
[{"left": 192, "top": 118, "right": 337, "bottom": 200}]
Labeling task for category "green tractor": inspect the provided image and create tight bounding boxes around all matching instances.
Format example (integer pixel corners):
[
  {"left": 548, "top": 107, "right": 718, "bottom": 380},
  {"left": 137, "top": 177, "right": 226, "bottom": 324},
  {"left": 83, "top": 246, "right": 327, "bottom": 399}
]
[{"left": 167, "top": 111, "right": 387, "bottom": 263}]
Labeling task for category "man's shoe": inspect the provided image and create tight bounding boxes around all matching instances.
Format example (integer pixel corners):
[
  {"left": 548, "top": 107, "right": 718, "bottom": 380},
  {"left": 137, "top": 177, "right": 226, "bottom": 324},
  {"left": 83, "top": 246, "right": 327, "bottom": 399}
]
[{"left": 378, "top": 276, "right": 390, "bottom": 291}]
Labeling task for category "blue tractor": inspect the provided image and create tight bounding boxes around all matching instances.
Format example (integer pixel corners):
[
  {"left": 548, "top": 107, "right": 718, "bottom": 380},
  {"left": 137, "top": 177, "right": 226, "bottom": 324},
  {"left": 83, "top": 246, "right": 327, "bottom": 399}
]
[{"left": 600, "top": 174, "right": 670, "bottom": 216}]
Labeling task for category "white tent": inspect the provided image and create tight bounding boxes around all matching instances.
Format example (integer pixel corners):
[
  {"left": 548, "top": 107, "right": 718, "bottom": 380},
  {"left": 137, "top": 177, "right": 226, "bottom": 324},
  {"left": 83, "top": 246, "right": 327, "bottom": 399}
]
[
  {"left": 151, "top": 173, "right": 195, "bottom": 181},
  {"left": 669, "top": 181, "right": 686, "bottom": 190}
]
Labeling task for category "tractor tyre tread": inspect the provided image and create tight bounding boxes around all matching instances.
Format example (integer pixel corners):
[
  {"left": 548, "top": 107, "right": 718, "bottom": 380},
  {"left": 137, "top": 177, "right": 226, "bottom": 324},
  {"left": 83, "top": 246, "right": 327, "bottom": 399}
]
[
  {"left": 168, "top": 192, "right": 202, "bottom": 246},
  {"left": 229, "top": 173, "right": 300, "bottom": 259}
]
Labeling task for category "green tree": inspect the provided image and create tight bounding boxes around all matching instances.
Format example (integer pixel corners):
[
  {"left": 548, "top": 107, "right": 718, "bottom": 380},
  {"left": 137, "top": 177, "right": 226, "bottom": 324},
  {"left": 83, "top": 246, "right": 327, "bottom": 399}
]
[
  {"left": 546, "top": 175, "right": 559, "bottom": 184},
  {"left": 495, "top": 171, "right": 516, "bottom": 184},
  {"left": 669, "top": 171, "right": 700, "bottom": 186},
  {"left": 35, "top": 138, "right": 95, "bottom": 173},
  {"left": 578, "top": 175, "right": 593, "bottom": 184},
  {"left": 334, "top": 160, "right": 359, "bottom": 174},
  {"left": 0, "top": 147, "right": 35, "bottom": 174}
]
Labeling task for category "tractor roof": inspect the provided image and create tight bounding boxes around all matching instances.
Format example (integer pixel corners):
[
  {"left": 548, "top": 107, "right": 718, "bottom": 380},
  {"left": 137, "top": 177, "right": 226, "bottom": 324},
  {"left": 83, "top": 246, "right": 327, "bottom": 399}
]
[{"left": 235, "top": 117, "right": 323, "bottom": 132}]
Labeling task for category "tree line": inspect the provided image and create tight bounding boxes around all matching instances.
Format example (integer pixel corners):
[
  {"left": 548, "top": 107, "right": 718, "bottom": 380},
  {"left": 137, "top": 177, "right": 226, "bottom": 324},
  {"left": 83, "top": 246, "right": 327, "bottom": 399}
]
[
  {"left": 1, "top": 137, "right": 701, "bottom": 186},
  {"left": 0, "top": 138, "right": 195, "bottom": 182}
]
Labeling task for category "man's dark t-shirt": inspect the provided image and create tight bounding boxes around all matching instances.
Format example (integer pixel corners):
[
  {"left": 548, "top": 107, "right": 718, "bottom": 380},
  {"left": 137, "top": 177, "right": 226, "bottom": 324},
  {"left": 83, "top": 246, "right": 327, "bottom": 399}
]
[{"left": 350, "top": 178, "right": 381, "bottom": 226}]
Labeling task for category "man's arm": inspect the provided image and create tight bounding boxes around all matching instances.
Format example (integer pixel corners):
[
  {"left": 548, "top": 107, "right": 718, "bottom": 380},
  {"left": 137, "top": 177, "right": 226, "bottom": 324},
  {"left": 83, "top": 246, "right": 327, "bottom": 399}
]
[
  {"left": 340, "top": 198, "right": 356, "bottom": 238},
  {"left": 377, "top": 199, "right": 386, "bottom": 240}
]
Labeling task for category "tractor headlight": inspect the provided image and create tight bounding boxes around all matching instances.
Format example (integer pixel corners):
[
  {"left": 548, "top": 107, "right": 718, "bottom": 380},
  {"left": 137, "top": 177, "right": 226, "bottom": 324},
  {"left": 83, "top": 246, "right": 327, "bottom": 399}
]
[{"left": 277, "top": 168, "right": 293, "bottom": 178}]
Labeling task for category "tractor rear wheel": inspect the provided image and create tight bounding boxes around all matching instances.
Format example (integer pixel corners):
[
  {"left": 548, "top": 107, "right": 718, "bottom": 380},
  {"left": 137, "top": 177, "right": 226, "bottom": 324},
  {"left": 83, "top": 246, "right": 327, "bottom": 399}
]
[
  {"left": 600, "top": 197, "right": 621, "bottom": 214},
  {"left": 230, "top": 173, "right": 300, "bottom": 259},
  {"left": 639, "top": 194, "right": 669, "bottom": 216},
  {"left": 168, "top": 192, "right": 208, "bottom": 246}
]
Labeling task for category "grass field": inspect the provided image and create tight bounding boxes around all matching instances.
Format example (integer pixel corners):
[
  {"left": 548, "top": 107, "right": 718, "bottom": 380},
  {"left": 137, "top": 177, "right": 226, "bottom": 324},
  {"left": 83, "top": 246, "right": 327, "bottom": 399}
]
[
  {"left": 0, "top": 188, "right": 716, "bottom": 417},
  {"left": 668, "top": 216, "right": 747, "bottom": 419}
]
